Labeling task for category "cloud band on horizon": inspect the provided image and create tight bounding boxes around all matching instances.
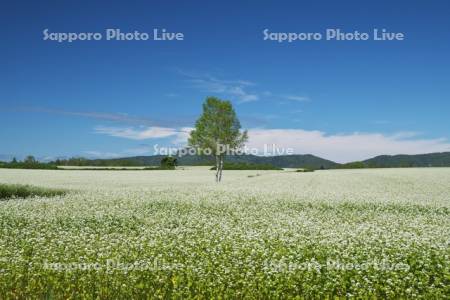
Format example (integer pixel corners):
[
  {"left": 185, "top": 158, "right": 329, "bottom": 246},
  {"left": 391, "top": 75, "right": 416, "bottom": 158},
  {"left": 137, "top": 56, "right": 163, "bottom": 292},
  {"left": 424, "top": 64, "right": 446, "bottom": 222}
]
[{"left": 93, "top": 125, "right": 450, "bottom": 163}]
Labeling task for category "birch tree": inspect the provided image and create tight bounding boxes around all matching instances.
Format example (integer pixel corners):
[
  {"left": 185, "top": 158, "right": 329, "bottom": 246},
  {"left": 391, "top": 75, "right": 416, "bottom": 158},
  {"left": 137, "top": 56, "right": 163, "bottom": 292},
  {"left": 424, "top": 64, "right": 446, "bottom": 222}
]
[{"left": 188, "top": 97, "right": 248, "bottom": 182}]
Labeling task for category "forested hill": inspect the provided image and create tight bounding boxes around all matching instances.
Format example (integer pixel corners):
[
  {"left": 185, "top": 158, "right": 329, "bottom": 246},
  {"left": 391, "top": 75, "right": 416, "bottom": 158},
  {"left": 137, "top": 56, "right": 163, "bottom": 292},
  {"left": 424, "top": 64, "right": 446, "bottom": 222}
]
[
  {"left": 361, "top": 152, "right": 450, "bottom": 168},
  {"left": 4, "top": 152, "right": 450, "bottom": 169},
  {"left": 58, "top": 152, "right": 450, "bottom": 168},
  {"left": 54, "top": 154, "right": 339, "bottom": 169}
]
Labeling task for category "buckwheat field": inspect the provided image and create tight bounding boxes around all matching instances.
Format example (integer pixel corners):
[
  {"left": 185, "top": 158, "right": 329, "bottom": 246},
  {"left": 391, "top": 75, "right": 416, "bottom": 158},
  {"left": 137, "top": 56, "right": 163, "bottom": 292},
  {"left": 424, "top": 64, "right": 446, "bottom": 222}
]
[{"left": 0, "top": 168, "right": 449, "bottom": 299}]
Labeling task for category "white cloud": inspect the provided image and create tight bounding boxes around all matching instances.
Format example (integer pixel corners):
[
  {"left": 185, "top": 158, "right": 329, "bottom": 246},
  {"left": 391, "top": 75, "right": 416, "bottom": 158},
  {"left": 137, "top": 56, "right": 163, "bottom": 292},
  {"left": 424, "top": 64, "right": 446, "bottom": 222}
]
[
  {"left": 94, "top": 126, "right": 193, "bottom": 146},
  {"left": 172, "top": 127, "right": 194, "bottom": 145},
  {"left": 94, "top": 125, "right": 450, "bottom": 163},
  {"left": 246, "top": 129, "right": 450, "bottom": 163},
  {"left": 228, "top": 86, "right": 259, "bottom": 102}
]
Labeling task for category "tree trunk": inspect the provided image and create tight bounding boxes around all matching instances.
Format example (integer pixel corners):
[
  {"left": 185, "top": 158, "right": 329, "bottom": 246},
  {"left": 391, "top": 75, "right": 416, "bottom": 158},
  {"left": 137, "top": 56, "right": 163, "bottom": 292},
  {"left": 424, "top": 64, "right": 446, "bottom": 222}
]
[
  {"left": 215, "top": 155, "right": 220, "bottom": 182},
  {"left": 218, "top": 156, "right": 224, "bottom": 182}
]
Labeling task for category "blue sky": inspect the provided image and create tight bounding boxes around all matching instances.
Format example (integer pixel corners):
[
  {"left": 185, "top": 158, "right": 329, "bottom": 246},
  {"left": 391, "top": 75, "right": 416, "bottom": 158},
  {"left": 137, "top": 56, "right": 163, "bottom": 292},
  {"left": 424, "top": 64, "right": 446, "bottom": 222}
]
[{"left": 1, "top": 0, "right": 450, "bottom": 162}]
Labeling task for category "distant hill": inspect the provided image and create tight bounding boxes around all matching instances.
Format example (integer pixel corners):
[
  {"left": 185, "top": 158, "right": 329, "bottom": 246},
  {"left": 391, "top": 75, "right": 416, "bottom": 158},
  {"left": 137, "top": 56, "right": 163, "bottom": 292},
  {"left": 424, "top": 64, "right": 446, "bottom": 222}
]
[
  {"left": 55, "top": 154, "right": 339, "bottom": 169},
  {"left": 223, "top": 154, "right": 339, "bottom": 169},
  {"left": 6, "top": 151, "right": 450, "bottom": 170},
  {"left": 101, "top": 152, "right": 450, "bottom": 168},
  {"left": 362, "top": 152, "right": 450, "bottom": 168}
]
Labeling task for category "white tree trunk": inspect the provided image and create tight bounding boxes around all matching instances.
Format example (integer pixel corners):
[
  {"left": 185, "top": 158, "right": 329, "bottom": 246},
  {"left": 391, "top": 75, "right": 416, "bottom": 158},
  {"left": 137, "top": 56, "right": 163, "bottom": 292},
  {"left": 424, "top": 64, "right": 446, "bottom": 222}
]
[
  {"left": 215, "top": 155, "right": 220, "bottom": 182},
  {"left": 218, "top": 156, "right": 224, "bottom": 182}
]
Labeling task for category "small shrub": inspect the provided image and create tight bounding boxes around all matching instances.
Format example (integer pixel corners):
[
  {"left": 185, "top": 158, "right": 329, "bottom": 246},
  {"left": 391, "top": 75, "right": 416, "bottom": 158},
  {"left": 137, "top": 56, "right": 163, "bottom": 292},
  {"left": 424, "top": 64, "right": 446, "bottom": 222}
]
[
  {"left": 296, "top": 168, "right": 314, "bottom": 173},
  {"left": 247, "top": 173, "right": 261, "bottom": 178}
]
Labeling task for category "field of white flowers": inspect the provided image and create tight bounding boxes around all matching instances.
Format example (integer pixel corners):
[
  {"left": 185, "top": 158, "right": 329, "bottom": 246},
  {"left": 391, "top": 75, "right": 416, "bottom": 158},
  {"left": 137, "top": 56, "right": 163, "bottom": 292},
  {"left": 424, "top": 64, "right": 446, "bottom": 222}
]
[{"left": 0, "top": 167, "right": 449, "bottom": 298}]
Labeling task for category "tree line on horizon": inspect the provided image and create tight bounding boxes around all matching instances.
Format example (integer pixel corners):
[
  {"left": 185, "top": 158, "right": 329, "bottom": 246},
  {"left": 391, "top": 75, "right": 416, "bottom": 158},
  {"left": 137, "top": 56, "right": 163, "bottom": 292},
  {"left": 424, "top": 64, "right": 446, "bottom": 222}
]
[{"left": 2, "top": 151, "right": 450, "bottom": 171}]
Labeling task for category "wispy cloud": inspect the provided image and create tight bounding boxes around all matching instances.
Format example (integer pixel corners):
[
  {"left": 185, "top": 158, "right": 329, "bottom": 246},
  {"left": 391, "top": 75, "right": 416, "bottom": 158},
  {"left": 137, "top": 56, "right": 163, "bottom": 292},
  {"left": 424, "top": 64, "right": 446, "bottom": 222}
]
[
  {"left": 94, "top": 126, "right": 179, "bottom": 140},
  {"left": 177, "top": 70, "right": 313, "bottom": 104},
  {"left": 83, "top": 151, "right": 122, "bottom": 159},
  {"left": 372, "top": 120, "right": 391, "bottom": 125},
  {"left": 179, "top": 70, "right": 259, "bottom": 103},
  {"left": 164, "top": 93, "right": 179, "bottom": 97},
  {"left": 94, "top": 126, "right": 192, "bottom": 145},
  {"left": 26, "top": 108, "right": 158, "bottom": 125},
  {"left": 16, "top": 107, "right": 194, "bottom": 127},
  {"left": 283, "top": 95, "right": 310, "bottom": 102}
]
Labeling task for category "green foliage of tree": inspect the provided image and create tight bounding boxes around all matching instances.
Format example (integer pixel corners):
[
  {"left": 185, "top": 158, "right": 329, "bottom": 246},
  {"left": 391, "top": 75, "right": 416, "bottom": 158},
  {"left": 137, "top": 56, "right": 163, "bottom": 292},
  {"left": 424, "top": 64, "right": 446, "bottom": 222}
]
[
  {"left": 160, "top": 156, "right": 177, "bottom": 170},
  {"left": 24, "top": 155, "right": 37, "bottom": 164},
  {"left": 189, "top": 97, "right": 248, "bottom": 182}
]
